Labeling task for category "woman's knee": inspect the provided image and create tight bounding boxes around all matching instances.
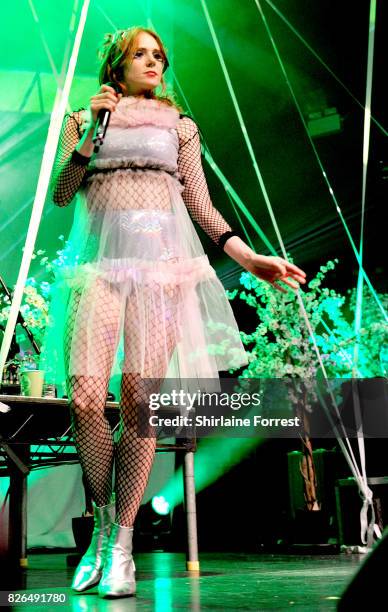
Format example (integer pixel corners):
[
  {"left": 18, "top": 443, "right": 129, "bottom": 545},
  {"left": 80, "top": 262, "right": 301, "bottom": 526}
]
[
  {"left": 67, "top": 377, "right": 107, "bottom": 415},
  {"left": 69, "top": 395, "right": 105, "bottom": 419}
]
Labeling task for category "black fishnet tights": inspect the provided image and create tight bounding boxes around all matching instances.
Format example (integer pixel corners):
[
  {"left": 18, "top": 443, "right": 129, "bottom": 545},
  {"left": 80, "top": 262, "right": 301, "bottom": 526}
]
[
  {"left": 115, "top": 282, "right": 180, "bottom": 527},
  {"left": 67, "top": 374, "right": 115, "bottom": 506},
  {"left": 114, "top": 374, "right": 157, "bottom": 527},
  {"left": 51, "top": 109, "right": 235, "bottom": 247},
  {"left": 64, "top": 278, "right": 180, "bottom": 525},
  {"left": 64, "top": 279, "right": 121, "bottom": 506}
]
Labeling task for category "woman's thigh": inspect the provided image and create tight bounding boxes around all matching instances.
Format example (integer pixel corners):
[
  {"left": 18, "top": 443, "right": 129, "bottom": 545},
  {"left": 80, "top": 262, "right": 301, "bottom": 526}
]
[
  {"left": 122, "top": 281, "right": 182, "bottom": 379},
  {"left": 64, "top": 277, "right": 122, "bottom": 404}
]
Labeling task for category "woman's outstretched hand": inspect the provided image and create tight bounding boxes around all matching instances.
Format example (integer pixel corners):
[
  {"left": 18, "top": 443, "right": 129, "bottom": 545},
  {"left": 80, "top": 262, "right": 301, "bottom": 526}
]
[
  {"left": 223, "top": 236, "right": 307, "bottom": 293},
  {"left": 243, "top": 253, "right": 306, "bottom": 293}
]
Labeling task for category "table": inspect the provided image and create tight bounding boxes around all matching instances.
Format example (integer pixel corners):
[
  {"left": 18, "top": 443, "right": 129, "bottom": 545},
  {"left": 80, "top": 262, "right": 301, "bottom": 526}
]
[{"left": 0, "top": 395, "right": 199, "bottom": 570}]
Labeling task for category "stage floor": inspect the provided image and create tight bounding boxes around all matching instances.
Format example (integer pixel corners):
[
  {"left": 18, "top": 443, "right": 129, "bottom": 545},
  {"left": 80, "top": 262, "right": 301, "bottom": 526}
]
[{"left": 3, "top": 551, "right": 364, "bottom": 610}]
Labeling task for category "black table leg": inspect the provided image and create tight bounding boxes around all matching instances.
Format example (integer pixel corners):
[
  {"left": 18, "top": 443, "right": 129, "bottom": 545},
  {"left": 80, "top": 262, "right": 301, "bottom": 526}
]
[{"left": 7, "top": 444, "right": 30, "bottom": 568}]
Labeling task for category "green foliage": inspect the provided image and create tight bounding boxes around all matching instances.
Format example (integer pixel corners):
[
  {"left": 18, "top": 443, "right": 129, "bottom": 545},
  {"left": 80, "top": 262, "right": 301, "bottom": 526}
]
[
  {"left": 227, "top": 259, "right": 388, "bottom": 380},
  {"left": 0, "top": 238, "right": 67, "bottom": 368}
]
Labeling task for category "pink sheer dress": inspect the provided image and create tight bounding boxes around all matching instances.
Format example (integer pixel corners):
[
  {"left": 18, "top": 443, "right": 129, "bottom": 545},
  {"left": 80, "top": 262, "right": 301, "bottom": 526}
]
[{"left": 42, "top": 96, "right": 248, "bottom": 392}]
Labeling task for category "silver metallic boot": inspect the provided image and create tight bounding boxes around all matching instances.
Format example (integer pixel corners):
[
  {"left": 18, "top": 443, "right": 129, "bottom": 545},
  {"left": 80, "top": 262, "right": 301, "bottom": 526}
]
[
  {"left": 71, "top": 501, "right": 115, "bottom": 592},
  {"left": 98, "top": 522, "right": 136, "bottom": 598}
]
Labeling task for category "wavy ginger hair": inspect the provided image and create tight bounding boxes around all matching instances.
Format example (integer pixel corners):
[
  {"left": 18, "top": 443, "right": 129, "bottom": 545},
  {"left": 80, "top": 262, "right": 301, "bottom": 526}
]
[{"left": 98, "top": 26, "right": 181, "bottom": 111}]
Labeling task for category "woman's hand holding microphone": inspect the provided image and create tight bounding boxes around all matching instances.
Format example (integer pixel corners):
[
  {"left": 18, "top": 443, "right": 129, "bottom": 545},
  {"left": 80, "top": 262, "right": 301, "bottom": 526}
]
[
  {"left": 90, "top": 84, "right": 122, "bottom": 125},
  {"left": 76, "top": 84, "right": 122, "bottom": 157}
]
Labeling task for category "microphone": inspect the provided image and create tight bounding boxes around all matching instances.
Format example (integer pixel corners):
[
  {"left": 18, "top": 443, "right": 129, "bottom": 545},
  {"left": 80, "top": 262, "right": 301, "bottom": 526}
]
[{"left": 92, "top": 82, "right": 122, "bottom": 152}]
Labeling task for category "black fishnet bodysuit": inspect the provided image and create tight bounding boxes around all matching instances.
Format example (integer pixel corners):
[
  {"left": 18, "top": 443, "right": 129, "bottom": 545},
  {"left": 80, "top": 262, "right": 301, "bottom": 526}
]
[{"left": 53, "top": 108, "right": 237, "bottom": 526}]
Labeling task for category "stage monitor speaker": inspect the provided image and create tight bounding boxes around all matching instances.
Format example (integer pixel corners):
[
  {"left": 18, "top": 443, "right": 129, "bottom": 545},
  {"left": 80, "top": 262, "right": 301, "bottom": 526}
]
[{"left": 338, "top": 528, "right": 388, "bottom": 609}]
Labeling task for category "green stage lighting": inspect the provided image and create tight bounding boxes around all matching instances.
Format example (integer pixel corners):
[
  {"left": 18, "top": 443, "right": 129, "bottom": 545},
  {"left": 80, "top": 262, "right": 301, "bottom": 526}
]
[{"left": 152, "top": 495, "right": 171, "bottom": 516}]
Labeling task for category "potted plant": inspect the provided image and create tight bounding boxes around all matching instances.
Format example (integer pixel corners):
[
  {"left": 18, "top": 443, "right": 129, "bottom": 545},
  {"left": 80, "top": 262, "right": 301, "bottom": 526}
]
[{"left": 227, "top": 259, "right": 388, "bottom": 518}]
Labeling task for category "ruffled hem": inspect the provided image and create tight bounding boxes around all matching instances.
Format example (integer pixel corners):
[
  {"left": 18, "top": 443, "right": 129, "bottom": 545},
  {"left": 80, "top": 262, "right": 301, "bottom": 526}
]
[
  {"left": 88, "top": 157, "right": 181, "bottom": 180},
  {"left": 58, "top": 255, "right": 217, "bottom": 288},
  {"left": 78, "top": 97, "right": 179, "bottom": 132}
]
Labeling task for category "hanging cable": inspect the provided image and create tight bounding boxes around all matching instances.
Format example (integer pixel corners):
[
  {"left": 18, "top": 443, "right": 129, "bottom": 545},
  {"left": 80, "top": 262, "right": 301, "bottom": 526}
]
[
  {"left": 0, "top": 0, "right": 91, "bottom": 377},
  {"left": 59, "top": 1, "right": 81, "bottom": 88},
  {"left": 199, "top": 0, "right": 289, "bottom": 256},
  {"left": 88, "top": 2, "right": 383, "bottom": 523},
  {"left": 254, "top": 0, "right": 380, "bottom": 547},
  {"left": 354, "top": 0, "right": 377, "bottom": 371},
  {"left": 166, "top": 75, "right": 259, "bottom": 250},
  {"left": 95, "top": 2, "right": 118, "bottom": 30},
  {"left": 27, "top": 0, "right": 60, "bottom": 82},
  {"left": 263, "top": 0, "right": 387, "bottom": 137},
  {"left": 28, "top": 0, "right": 78, "bottom": 112},
  {"left": 94, "top": 2, "right": 375, "bottom": 524},
  {"left": 199, "top": 0, "right": 374, "bottom": 543},
  {"left": 351, "top": 0, "right": 378, "bottom": 549},
  {"left": 253, "top": 0, "right": 386, "bottom": 322},
  {"left": 96, "top": 0, "right": 269, "bottom": 253},
  {"left": 1, "top": 1, "right": 80, "bottom": 263}
]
